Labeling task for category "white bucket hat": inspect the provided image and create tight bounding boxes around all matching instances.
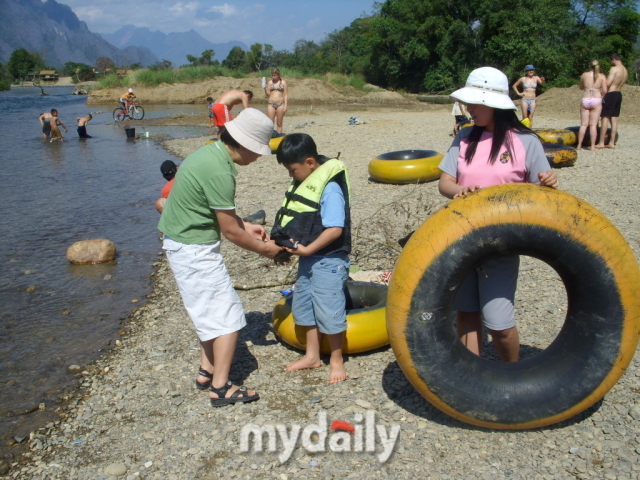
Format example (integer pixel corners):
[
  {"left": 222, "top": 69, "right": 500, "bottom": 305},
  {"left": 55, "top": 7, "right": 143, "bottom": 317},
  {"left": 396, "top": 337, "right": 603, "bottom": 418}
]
[
  {"left": 451, "top": 67, "right": 516, "bottom": 110},
  {"left": 224, "top": 108, "right": 273, "bottom": 156}
]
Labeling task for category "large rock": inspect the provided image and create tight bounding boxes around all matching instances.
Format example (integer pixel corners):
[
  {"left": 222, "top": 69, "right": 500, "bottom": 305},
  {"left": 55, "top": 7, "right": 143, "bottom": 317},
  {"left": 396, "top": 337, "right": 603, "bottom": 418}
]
[{"left": 66, "top": 239, "right": 116, "bottom": 264}]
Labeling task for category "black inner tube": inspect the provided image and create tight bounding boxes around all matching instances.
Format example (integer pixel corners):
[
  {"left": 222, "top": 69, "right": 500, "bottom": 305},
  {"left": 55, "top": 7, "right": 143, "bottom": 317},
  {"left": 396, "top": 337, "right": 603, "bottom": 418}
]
[{"left": 404, "top": 223, "right": 622, "bottom": 425}]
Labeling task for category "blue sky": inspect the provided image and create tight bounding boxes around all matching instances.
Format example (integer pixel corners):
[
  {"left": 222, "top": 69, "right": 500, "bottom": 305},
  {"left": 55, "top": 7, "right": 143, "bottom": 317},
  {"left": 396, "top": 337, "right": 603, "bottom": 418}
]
[{"left": 58, "top": 0, "right": 379, "bottom": 50}]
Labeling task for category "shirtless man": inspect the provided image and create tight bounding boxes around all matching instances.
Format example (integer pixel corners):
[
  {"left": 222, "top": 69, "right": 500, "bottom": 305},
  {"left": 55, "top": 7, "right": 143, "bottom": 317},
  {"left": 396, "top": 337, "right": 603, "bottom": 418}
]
[
  {"left": 76, "top": 114, "right": 92, "bottom": 138},
  {"left": 39, "top": 109, "right": 67, "bottom": 140},
  {"left": 596, "top": 53, "right": 628, "bottom": 149},
  {"left": 212, "top": 89, "right": 253, "bottom": 136}
]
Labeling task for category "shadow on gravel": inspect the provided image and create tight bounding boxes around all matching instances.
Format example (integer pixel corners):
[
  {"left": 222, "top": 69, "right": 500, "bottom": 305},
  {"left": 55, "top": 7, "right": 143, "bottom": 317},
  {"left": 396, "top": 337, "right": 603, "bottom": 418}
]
[{"left": 381, "top": 354, "right": 605, "bottom": 432}]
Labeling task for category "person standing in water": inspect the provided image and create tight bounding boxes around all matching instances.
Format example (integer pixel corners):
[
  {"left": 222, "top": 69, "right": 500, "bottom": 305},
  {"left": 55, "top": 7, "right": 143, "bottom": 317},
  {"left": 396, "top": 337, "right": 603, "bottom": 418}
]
[
  {"left": 76, "top": 114, "right": 93, "bottom": 138},
  {"left": 39, "top": 109, "right": 67, "bottom": 140}
]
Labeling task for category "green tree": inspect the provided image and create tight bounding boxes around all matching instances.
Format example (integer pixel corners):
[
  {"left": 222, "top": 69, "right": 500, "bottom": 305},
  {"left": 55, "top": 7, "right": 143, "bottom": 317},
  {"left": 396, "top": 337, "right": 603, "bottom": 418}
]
[
  {"left": 201, "top": 49, "right": 215, "bottom": 65},
  {"left": 7, "top": 48, "right": 45, "bottom": 80},
  {"left": 222, "top": 46, "right": 248, "bottom": 70},
  {"left": 150, "top": 59, "right": 174, "bottom": 71},
  {"left": 0, "top": 62, "right": 11, "bottom": 90},
  {"left": 247, "top": 43, "right": 265, "bottom": 71},
  {"left": 94, "top": 57, "right": 116, "bottom": 73}
]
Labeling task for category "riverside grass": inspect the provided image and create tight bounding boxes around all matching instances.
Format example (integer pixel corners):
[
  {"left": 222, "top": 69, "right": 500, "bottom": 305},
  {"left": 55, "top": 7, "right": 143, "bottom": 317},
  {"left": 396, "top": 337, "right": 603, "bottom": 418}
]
[{"left": 97, "top": 66, "right": 369, "bottom": 91}]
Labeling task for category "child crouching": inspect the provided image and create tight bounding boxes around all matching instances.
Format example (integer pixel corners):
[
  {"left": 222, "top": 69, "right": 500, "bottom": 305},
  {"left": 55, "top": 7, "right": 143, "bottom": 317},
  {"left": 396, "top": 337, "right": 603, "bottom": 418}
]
[{"left": 272, "top": 133, "right": 351, "bottom": 384}]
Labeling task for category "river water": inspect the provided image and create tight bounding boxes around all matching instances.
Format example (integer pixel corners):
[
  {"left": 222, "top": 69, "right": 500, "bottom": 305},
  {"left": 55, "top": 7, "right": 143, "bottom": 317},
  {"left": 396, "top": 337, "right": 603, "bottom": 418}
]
[{"left": 0, "top": 86, "right": 211, "bottom": 451}]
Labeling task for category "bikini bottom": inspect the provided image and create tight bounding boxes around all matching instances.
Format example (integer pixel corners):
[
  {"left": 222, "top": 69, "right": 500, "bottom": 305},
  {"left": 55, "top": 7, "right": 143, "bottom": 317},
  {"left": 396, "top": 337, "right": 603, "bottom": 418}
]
[
  {"left": 269, "top": 102, "right": 285, "bottom": 109},
  {"left": 581, "top": 98, "right": 602, "bottom": 110}
]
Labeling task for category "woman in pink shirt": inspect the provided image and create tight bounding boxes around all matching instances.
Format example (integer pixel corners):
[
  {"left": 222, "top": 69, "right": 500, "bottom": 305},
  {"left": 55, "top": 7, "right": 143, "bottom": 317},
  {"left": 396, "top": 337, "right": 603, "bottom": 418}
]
[{"left": 438, "top": 67, "right": 558, "bottom": 363}]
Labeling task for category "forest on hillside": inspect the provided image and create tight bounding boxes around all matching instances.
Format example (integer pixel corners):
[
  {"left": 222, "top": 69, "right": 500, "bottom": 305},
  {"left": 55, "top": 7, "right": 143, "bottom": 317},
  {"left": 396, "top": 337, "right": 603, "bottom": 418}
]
[
  {"left": 2, "top": 0, "right": 639, "bottom": 94},
  {"left": 233, "top": 0, "right": 639, "bottom": 92}
]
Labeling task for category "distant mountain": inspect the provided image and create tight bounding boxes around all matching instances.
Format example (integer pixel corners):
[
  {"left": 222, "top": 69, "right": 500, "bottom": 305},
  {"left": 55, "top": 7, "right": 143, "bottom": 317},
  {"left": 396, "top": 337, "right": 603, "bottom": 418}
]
[
  {"left": 99, "top": 26, "right": 248, "bottom": 67},
  {"left": 0, "top": 0, "right": 158, "bottom": 68}
]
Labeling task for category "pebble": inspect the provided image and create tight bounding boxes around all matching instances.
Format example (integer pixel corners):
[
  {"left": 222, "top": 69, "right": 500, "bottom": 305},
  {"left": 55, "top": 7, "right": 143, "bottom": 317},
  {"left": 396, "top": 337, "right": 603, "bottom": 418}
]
[
  {"left": 8, "top": 109, "right": 640, "bottom": 480},
  {"left": 104, "top": 463, "right": 127, "bottom": 476}
]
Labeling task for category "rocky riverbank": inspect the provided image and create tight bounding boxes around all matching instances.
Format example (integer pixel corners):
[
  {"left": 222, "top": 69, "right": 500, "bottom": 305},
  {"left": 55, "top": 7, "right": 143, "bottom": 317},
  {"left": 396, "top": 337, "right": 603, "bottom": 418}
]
[{"left": 4, "top": 107, "right": 640, "bottom": 480}]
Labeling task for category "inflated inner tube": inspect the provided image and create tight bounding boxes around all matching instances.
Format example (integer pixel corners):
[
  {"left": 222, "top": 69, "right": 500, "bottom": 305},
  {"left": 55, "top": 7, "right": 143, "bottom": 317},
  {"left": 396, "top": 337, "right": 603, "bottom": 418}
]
[
  {"left": 565, "top": 126, "right": 618, "bottom": 147},
  {"left": 269, "top": 133, "right": 286, "bottom": 153},
  {"left": 543, "top": 143, "right": 578, "bottom": 168},
  {"left": 368, "top": 149, "right": 443, "bottom": 184},
  {"left": 272, "top": 281, "right": 389, "bottom": 354},
  {"left": 387, "top": 184, "right": 640, "bottom": 429},
  {"left": 204, "top": 138, "right": 218, "bottom": 145},
  {"left": 533, "top": 128, "right": 577, "bottom": 146}
]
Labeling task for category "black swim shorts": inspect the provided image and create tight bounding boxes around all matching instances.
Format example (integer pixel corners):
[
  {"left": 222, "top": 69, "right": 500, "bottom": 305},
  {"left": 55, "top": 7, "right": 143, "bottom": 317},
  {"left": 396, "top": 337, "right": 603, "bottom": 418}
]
[{"left": 601, "top": 91, "right": 622, "bottom": 118}]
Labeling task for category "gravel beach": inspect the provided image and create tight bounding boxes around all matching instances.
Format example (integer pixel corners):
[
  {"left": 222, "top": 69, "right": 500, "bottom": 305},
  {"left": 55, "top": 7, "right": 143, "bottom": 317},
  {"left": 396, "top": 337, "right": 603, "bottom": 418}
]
[{"left": 5, "top": 103, "right": 640, "bottom": 480}]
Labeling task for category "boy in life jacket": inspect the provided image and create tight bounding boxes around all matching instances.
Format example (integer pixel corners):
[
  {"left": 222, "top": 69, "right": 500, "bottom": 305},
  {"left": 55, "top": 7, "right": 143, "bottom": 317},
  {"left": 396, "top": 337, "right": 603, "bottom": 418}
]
[{"left": 272, "top": 133, "right": 351, "bottom": 384}]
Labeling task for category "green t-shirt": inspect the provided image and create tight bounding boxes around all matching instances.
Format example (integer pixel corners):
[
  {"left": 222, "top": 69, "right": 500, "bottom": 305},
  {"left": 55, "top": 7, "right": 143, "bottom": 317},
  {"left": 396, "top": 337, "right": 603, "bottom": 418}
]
[{"left": 158, "top": 142, "right": 237, "bottom": 244}]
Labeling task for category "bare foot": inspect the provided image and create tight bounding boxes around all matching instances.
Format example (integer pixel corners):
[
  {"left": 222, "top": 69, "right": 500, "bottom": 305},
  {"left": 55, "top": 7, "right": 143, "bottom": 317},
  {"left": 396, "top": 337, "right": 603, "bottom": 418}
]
[
  {"left": 576, "top": 146, "right": 582, "bottom": 150},
  {"left": 329, "top": 359, "right": 347, "bottom": 384},
  {"left": 593, "top": 144, "right": 605, "bottom": 149},
  {"left": 285, "top": 356, "right": 322, "bottom": 371},
  {"left": 605, "top": 144, "right": 616, "bottom": 149}
]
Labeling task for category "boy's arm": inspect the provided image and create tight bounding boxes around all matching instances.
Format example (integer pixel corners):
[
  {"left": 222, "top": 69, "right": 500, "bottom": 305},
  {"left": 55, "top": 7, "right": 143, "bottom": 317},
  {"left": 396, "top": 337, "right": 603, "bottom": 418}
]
[
  {"left": 286, "top": 227, "right": 342, "bottom": 257},
  {"left": 58, "top": 119, "right": 68, "bottom": 131}
]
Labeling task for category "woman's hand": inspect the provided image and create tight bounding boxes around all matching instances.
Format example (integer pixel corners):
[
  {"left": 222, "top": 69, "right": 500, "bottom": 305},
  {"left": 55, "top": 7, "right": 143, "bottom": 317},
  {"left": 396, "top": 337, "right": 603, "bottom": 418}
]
[
  {"left": 538, "top": 170, "right": 558, "bottom": 188},
  {"left": 453, "top": 185, "right": 482, "bottom": 198},
  {"left": 244, "top": 222, "right": 269, "bottom": 241}
]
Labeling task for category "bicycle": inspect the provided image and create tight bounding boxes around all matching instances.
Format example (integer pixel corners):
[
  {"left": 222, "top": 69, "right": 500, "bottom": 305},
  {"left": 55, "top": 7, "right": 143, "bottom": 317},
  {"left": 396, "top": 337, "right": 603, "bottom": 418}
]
[{"left": 113, "top": 101, "right": 145, "bottom": 121}]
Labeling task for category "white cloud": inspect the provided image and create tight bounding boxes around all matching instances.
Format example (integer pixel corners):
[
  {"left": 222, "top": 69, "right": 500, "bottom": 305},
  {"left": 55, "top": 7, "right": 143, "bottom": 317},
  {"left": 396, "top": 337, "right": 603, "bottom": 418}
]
[
  {"left": 169, "top": 2, "right": 199, "bottom": 14},
  {"left": 207, "top": 3, "right": 238, "bottom": 17},
  {"left": 307, "top": 17, "right": 321, "bottom": 28}
]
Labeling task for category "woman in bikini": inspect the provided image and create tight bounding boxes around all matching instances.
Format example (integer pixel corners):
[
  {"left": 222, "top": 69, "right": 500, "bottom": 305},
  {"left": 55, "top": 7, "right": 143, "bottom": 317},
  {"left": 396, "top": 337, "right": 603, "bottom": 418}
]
[
  {"left": 512, "top": 65, "right": 545, "bottom": 127},
  {"left": 264, "top": 67, "right": 288, "bottom": 134},
  {"left": 577, "top": 60, "right": 608, "bottom": 151}
]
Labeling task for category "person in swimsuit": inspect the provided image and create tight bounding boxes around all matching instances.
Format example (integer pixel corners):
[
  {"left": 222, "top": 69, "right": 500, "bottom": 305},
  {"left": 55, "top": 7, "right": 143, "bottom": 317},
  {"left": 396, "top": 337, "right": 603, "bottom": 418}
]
[
  {"left": 212, "top": 89, "right": 253, "bottom": 137},
  {"left": 577, "top": 60, "right": 607, "bottom": 151},
  {"left": 39, "top": 109, "right": 67, "bottom": 140},
  {"left": 76, "top": 114, "right": 92, "bottom": 138},
  {"left": 264, "top": 67, "right": 288, "bottom": 134},
  {"left": 595, "top": 53, "right": 628, "bottom": 149},
  {"left": 512, "top": 65, "right": 545, "bottom": 128}
]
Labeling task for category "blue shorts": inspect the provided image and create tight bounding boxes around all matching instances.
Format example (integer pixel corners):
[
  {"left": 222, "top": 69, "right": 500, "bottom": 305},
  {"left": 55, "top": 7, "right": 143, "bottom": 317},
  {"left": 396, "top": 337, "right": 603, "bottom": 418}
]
[
  {"left": 292, "top": 255, "right": 349, "bottom": 335},
  {"left": 453, "top": 255, "right": 519, "bottom": 331}
]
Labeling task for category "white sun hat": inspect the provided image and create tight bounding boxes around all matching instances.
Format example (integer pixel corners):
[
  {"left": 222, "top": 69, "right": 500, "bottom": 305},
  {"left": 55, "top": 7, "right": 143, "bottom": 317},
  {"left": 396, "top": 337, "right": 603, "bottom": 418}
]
[
  {"left": 128, "top": 88, "right": 134, "bottom": 93},
  {"left": 224, "top": 108, "right": 273, "bottom": 156},
  {"left": 451, "top": 67, "right": 516, "bottom": 110}
]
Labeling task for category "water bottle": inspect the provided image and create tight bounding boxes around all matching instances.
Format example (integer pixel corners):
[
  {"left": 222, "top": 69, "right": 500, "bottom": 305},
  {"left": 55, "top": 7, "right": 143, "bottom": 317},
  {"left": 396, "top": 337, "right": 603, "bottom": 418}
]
[{"left": 261, "top": 77, "right": 267, "bottom": 89}]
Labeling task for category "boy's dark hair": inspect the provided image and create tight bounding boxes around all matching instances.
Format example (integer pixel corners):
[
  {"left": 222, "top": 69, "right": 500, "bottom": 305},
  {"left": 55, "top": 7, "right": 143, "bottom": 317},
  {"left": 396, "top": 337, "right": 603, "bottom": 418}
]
[
  {"left": 243, "top": 90, "right": 253, "bottom": 99},
  {"left": 51, "top": 109, "right": 57, "bottom": 114},
  {"left": 219, "top": 128, "right": 241, "bottom": 149},
  {"left": 610, "top": 53, "right": 621, "bottom": 61},
  {"left": 276, "top": 133, "right": 319, "bottom": 166},
  {"left": 206, "top": 97, "right": 213, "bottom": 102}
]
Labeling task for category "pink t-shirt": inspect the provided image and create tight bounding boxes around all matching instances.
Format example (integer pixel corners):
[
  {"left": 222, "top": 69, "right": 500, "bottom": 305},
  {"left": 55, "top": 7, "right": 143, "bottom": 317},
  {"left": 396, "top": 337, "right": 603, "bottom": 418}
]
[{"left": 439, "top": 127, "right": 550, "bottom": 187}]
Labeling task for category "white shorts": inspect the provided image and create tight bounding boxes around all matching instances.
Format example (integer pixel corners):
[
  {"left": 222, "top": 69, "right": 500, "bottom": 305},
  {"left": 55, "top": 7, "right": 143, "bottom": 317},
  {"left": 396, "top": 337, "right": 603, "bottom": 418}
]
[{"left": 163, "top": 237, "right": 246, "bottom": 341}]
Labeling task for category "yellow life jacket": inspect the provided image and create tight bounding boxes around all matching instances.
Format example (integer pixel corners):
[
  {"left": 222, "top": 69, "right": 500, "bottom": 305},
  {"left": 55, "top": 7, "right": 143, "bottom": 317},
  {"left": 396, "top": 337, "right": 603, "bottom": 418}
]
[{"left": 271, "top": 158, "right": 351, "bottom": 255}]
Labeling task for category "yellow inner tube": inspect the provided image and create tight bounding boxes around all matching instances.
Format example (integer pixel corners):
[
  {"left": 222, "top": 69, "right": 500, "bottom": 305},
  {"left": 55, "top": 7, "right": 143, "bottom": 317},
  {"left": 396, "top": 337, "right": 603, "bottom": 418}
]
[
  {"left": 368, "top": 150, "right": 443, "bottom": 184},
  {"left": 543, "top": 143, "right": 578, "bottom": 168},
  {"left": 533, "top": 128, "right": 577, "bottom": 146},
  {"left": 269, "top": 135, "right": 286, "bottom": 153},
  {"left": 272, "top": 281, "right": 389, "bottom": 354}
]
